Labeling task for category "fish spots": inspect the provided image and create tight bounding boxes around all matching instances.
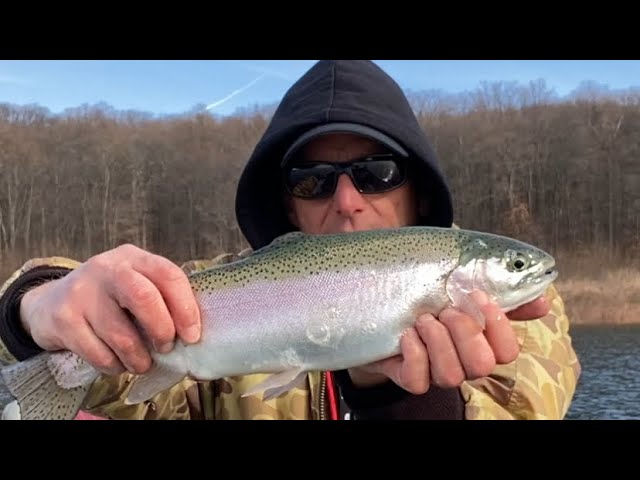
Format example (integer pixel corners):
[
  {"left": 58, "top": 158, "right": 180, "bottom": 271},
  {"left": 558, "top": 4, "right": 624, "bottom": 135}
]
[{"left": 187, "top": 226, "right": 552, "bottom": 295}]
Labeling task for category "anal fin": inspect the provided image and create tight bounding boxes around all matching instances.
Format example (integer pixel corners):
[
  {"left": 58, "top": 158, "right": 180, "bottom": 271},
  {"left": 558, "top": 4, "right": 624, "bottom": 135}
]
[
  {"left": 125, "top": 363, "right": 186, "bottom": 405},
  {"left": 241, "top": 369, "right": 307, "bottom": 402}
]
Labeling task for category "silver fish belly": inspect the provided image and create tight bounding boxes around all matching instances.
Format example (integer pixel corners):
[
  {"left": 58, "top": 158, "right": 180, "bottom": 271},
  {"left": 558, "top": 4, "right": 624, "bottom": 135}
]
[{"left": 169, "top": 259, "right": 454, "bottom": 380}]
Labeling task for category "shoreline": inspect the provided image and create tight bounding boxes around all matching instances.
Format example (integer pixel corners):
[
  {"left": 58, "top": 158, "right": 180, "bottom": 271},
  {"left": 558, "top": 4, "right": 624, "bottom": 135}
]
[{"left": 554, "top": 267, "right": 640, "bottom": 326}]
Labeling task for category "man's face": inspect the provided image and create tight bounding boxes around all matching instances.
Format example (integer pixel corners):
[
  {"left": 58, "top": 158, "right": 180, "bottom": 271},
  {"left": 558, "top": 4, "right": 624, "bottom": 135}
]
[{"left": 285, "top": 133, "right": 419, "bottom": 235}]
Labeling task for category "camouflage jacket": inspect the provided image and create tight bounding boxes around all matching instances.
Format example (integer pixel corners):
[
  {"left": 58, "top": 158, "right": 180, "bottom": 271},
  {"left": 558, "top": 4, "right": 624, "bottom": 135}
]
[{"left": 0, "top": 251, "right": 582, "bottom": 420}]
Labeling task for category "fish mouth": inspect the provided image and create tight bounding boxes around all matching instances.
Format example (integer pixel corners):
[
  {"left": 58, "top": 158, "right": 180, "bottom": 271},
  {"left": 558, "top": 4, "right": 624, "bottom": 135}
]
[
  {"left": 522, "top": 262, "right": 558, "bottom": 289},
  {"left": 544, "top": 267, "right": 558, "bottom": 282},
  {"left": 505, "top": 261, "right": 559, "bottom": 312}
]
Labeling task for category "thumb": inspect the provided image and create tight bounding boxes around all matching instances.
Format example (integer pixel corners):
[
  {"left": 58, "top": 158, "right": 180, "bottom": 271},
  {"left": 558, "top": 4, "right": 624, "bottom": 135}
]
[
  {"left": 506, "top": 296, "right": 550, "bottom": 320},
  {"left": 374, "top": 356, "right": 405, "bottom": 388},
  {"left": 377, "top": 328, "right": 431, "bottom": 394},
  {"left": 347, "top": 356, "right": 402, "bottom": 389}
]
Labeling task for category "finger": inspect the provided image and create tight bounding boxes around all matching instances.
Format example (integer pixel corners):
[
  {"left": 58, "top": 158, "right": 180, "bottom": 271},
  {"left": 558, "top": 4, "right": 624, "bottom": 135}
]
[
  {"left": 129, "top": 251, "right": 201, "bottom": 344},
  {"left": 62, "top": 320, "right": 126, "bottom": 376},
  {"left": 367, "top": 330, "right": 428, "bottom": 394},
  {"left": 415, "top": 313, "right": 466, "bottom": 388},
  {"left": 369, "top": 356, "right": 403, "bottom": 387},
  {"left": 473, "top": 294, "right": 520, "bottom": 364},
  {"left": 437, "top": 307, "right": 496, "bottom": 381},
  {"left": 400, "top": 327, "right": 430, "bottom": 394},
  {"left": 108, "top": 266, "right": 177, "bottom": 352},
  {"left": 507, "top": 296, "right": 550, "bottom": 320},
  {"left": 87, "top": 299, "right": 154, "bottom": 374}
]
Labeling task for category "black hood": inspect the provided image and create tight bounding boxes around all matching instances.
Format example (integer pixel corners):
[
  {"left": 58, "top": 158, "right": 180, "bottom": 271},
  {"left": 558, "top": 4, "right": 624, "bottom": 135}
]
[{"left": 235, "top": 60, "right": 454, "bottom": 249}]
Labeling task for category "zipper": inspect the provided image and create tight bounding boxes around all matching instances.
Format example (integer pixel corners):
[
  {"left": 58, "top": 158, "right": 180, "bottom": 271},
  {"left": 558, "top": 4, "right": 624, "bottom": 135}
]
[
  {"left": 319, "top": 372, "right": 327, "bottom": 420},
  {"left": 319, "top": 371, "right": 341, "bottom": 420}
]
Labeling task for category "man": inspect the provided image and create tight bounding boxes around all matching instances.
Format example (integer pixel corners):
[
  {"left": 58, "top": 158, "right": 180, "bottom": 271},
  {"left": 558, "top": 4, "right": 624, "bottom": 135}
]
[{"left": 0, "top": 60, "right": 581, "bottom": 420}]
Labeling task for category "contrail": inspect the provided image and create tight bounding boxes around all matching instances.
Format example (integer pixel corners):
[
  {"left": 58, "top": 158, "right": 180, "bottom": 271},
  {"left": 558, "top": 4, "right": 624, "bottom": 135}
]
[{"left": 205, "top": 73, "right": 266, "bottom": 111}]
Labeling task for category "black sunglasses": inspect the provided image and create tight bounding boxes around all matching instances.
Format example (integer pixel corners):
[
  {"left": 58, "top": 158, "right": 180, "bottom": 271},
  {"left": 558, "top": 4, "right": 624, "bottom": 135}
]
[{"left": 283, "top": 153, "right": 408, "bottom": 199}]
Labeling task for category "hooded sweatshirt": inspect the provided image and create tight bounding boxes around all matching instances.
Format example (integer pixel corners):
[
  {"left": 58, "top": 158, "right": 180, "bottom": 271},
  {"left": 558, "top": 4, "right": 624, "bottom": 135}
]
[{"left": 235, "top": 59, "right": 454, "bottom": 250}]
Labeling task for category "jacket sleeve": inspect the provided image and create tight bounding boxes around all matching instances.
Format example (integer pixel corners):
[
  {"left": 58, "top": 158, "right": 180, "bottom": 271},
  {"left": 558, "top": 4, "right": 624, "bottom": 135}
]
[
  {"left": 334, "top": 283, "right": 581, "bottom": 420},
  {"left": 0, "top": 257, "right": 81, "bottom": 364}
]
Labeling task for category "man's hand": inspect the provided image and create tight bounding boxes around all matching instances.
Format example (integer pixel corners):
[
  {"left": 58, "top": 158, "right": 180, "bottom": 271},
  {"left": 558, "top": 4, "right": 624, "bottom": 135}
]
[
  {"left": 19, "top": 244, "right": 201, "bottom": 376},
  {"left": 347, "top": 291, "right": 551, "bottom": 393}
]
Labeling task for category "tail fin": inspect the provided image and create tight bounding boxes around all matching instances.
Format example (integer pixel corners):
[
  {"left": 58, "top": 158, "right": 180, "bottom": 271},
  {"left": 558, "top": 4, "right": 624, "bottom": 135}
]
[{"left": 1, "top": 351, "right": 99, "bottom": 420}]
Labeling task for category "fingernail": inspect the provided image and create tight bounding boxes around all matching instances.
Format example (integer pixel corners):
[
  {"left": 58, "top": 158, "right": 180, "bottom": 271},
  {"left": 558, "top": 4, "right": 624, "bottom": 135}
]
[
  {"left": 470, "top": 290, "right": 490, "bottom": 306},
  {"left": 154, "top": 340, "right": 174, "bottom": 354},
  {"left": 105, "top": 366, "right": 126, "bottom": 376},
  {"left": 437, "top": 308, "right": 458, "bottom": 323},
  {"left": 183, "top": 325, "right": 200, "bottom": 343},
  {"left": 416, "top": 313, "right": 436, "bottom": 328},
  {"left": 129, "top": 363, "right": 148, "bottom": 375}
]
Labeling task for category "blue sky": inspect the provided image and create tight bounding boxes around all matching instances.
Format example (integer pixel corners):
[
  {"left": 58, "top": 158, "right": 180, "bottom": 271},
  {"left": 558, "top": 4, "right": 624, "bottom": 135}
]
[{"left": 1, "top": 60, "right": 639, "bottom": 117}]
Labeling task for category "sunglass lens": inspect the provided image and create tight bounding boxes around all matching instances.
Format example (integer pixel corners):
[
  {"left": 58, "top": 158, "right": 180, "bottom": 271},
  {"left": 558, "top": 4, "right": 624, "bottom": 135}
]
[
  {"left": 351, "top": 160, "right": 404, "bottom": 193},
  {"left": 287, "top": 164, "right": 337, "bottom": 198}
]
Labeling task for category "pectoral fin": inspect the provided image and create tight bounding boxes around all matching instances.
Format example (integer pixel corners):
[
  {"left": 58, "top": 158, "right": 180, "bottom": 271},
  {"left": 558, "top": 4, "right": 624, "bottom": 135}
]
[
  {"left": 447, "top": 288, "right": 487, "bottom": 329},
  {"left": 125, "top": 363, "right": 187, "bottom": 405},
  {"left": 241, "top": 369, "right": 307, "bottom": 402}
]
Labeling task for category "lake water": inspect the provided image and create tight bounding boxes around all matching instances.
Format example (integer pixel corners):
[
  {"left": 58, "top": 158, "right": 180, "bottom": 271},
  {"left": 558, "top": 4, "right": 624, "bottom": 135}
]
[
  {"left": 565, "top": 324, "right": 640, "bottom": 420},
  {"left": 1, "top": 325, "right": 638, "bottom": 419}
]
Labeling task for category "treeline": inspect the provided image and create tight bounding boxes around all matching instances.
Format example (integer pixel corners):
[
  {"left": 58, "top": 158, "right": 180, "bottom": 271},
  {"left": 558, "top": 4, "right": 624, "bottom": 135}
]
[{"left": 0, "top": 80, "right": 638, "bottom": 281}]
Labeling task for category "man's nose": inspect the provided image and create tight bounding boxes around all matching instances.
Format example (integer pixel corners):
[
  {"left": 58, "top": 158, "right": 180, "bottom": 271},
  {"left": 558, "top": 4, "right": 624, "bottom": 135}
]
[{"left": 333, "top": 173, "right": 365, "bottom": 216}]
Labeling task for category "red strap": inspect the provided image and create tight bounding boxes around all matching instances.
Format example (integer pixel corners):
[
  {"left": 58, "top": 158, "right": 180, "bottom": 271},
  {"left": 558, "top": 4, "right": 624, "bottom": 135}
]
[{"left": 325, "top": 371, "right": 339, "bottom": 420}]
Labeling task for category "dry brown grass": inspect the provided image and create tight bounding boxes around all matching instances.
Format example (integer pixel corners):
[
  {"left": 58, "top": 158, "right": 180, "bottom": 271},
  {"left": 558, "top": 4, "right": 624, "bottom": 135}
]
[{"left": 555, "top": 267, "right": 640, "bottom": 325}]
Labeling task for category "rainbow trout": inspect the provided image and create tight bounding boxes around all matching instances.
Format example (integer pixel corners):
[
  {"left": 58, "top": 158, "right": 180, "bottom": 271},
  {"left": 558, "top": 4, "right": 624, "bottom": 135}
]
[{"left": 1, "top": 226, "right": 558, "bottom": 420}]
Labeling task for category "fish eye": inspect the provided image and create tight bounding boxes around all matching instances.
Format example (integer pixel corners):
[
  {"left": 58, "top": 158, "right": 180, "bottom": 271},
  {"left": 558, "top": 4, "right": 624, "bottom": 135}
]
[
  {"left": 505, "top": 250, "right": 530, "bottom": 272},
  {"left": 510, "top": 255, "right": 529, "bottom": 272}
]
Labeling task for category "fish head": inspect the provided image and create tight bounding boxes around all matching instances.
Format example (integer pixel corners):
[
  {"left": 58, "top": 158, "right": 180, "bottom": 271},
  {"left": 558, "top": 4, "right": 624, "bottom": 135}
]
[{"left": 447, "top": 233, "right": 559, "bottom": 313}]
